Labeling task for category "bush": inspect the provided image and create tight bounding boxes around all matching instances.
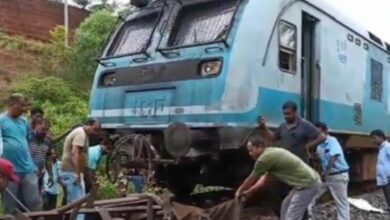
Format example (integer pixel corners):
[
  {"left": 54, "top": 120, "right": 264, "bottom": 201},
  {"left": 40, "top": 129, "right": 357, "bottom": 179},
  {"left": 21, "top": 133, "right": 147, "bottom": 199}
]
[
  {"left": 11, "top": 77, "right": 74, "bottom": 105},
  {"left": 41, "top": 98, "right": 88, "bottom": 136},
  {"left": 11, "top": 76, "right": 88, "bottom": 135},
  {"left": 66, "top": 9, "right": 116, "bottom": 92}
]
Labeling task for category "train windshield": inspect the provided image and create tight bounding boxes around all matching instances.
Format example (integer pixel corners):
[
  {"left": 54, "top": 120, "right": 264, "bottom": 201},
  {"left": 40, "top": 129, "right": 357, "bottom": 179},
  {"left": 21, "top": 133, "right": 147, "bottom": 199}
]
[
  {"left": 167, "top": 0, "right": 238, "bottom": 47},
  {"left": 107, "top": 13, "right": 159, "bottom": 57}
]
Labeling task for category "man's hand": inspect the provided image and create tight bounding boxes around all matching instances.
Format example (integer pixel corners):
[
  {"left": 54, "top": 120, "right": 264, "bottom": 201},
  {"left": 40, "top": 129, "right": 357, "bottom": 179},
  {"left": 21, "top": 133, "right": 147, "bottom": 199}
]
[
  {"left": 235, "top": 189, "right": 243, "bottom": 199},
  {"left": 242, "top": 190, "right": 253, "bottom": 201},
  {"left": 48, "top": 177, "right": 54, "bottom": 188},
  {"left": 36, "top": 170, "right": 43, "bottom": 178},
  {"left": 320, "top": 174, "right": 326, "bottom": 182},
  {"left": 74, "top": 175, "right": 81, "bottom": 185},
  {"left": 257, "top": 116, "right": 266, "bottom": 129}
]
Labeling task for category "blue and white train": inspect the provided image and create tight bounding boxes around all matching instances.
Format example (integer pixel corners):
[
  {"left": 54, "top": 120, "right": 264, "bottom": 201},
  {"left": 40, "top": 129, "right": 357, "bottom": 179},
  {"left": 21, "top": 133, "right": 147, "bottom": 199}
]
[{"left": 90, "top": 0, "right": 390, "bottom": 194}]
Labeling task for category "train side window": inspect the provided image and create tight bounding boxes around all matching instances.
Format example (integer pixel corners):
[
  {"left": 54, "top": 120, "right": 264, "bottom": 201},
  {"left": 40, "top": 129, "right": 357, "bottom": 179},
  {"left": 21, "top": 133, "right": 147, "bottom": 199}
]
[
  {"left": 279, "top": 21, "right": 297, "bottom": 73},
  {"left": 370, "top": 59, "right": 383, "bottom": 102}
]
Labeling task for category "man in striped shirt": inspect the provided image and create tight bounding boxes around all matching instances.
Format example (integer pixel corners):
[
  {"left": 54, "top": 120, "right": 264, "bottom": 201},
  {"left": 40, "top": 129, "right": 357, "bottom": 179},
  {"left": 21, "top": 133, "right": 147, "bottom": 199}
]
[{"left": 29, "top": 118, "right": 51, "bottom": 192}]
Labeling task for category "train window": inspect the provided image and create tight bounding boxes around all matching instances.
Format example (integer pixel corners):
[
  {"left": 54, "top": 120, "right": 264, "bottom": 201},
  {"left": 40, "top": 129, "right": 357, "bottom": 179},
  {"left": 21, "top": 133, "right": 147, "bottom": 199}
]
[
  {"left": 167, "top": 0, "right": 238, "bottom": 47},
  {"left": 107, "top": 13, "right": 159, "bottom": 57},
  {"left": 370, "top": 59, "right": 383, "bottom": 102},
  {"left": 279, "top": 21, "right": 297, "bottom": 73},
  {"left": 368, "top": 32, "right": 383, "bottom": 46},
  {"left": 355, "top": 39, "right": 361, "bottom": 46},
  {"left": 347, "top": 34, "right": 353, "bottom": 42},
  {"left": 386, "top": 43, "right": 390, "bottom": 52},
  {"left": 364, "top": 43, "right": 369, "bottom": 50}
]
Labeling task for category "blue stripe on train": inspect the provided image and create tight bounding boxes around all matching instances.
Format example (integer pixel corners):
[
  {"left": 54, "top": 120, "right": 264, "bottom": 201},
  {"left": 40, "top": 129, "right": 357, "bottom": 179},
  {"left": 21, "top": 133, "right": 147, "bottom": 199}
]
[{"left": 93, "top": 88, "right": 390, "bottom": 134}]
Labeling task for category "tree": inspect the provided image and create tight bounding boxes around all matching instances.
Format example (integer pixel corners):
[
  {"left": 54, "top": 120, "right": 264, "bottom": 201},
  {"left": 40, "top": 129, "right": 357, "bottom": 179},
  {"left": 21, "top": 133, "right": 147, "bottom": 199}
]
[
  {"left": 73, "top": 0, "right": 90, "bottom": 8},
  {"left": 118, "top": 6, "right": 135, "bottom": 18},
  {"left": 87, "top": 0, "right": 118, "bottom": 12},
  {"left": 11, "top": 77, "right": 88, "bottom": 135},
  {"left": 66, "top": 9, "right": 117, "bottom": 92}
]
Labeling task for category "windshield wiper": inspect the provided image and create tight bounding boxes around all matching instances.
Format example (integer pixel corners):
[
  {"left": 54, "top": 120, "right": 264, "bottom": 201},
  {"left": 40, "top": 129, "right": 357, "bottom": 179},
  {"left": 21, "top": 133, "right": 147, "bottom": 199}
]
[
  {"left": 214, "top": 24, "right": 229, "bottom": 40},
  {"left": 192, "top": 28, "right": 199, "bottom": 44}
]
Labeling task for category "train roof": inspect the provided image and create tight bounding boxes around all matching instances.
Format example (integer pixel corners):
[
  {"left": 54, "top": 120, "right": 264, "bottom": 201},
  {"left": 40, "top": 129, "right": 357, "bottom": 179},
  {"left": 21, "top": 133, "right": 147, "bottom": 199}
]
[
  {"left": 138, "top": 0, "right": 390, "bottom": 52},
  {"left": 304, "top": 0, "right": 390, "bottom": 51}
]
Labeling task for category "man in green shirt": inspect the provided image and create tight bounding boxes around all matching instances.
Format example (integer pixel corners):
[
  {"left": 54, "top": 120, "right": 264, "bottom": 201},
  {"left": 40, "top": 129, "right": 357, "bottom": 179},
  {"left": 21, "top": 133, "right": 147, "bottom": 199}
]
[{"left": 236, "top": 134, "right": 321, "bottom": 220}]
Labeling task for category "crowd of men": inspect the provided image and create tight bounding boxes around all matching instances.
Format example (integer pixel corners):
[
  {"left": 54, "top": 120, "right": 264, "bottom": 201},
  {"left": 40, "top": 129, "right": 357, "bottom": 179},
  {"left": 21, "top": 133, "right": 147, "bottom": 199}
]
[
  {"left": 0, "top": 94, "right": 144, "bottom": 219},
  {"left": 1, "top": 93, "right": 390, "bottom": 220},
  {"left": 236, "top": 101, "right": 390, "bottom": 220}
]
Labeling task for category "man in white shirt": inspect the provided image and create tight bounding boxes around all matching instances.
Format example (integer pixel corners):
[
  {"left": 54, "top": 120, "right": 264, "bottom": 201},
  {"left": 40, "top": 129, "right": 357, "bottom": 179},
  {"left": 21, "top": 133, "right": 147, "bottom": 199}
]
[{"left": 43, "top": 148, "right": 61, "bottom": 210}]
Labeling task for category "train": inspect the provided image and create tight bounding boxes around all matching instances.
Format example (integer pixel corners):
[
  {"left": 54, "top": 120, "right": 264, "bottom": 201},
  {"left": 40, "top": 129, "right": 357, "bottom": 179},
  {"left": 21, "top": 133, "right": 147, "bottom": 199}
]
[{"left": 89, "top": 0, "right": 390, "bottom": 195}]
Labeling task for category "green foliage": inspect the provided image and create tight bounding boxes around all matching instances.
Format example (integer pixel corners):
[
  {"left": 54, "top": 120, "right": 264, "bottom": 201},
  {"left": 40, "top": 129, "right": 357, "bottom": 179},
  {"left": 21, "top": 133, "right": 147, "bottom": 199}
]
[
  {"left": 34, "top": 26, "right": 71, "bottom": 79},
  {"left": 0, "top": 32, "right": 45, "bottom": 54},
  {"left": 11, "top": 77, "right": 88, "bottom": 135},
  {"left": 41, "top": 97, "right": 88, "bottom": 135},
  {"left": 11, "top": 77, "right": 74, "bottom": 105},
  {"left": 96, "top": 173, "right": 119, "bottom": 199},
  {"left": 66, "top": 9, "right": 116, "bottom": 91},
  {"left": 20, "top": 10, "right": 117, "bottom": 97}
]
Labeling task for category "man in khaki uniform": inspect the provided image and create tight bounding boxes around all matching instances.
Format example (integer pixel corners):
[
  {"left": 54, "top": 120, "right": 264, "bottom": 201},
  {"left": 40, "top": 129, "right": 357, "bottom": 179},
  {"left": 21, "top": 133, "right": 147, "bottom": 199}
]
[{"left": 59, "top": 118, "right": 100, "bottom": 220}]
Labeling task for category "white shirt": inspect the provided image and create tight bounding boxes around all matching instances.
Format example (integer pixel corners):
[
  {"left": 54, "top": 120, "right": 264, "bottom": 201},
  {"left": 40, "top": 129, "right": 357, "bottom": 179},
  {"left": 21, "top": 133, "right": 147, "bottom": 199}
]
[{"left": 43, "top": 160, "right": 61, "bottom": 195}]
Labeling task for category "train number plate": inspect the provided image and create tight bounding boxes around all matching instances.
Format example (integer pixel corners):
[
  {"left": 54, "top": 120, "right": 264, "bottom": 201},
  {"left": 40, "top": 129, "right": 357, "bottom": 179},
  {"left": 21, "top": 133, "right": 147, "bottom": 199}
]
[{"left": 124, "top": 89, "right": 173, "bottom": 123}]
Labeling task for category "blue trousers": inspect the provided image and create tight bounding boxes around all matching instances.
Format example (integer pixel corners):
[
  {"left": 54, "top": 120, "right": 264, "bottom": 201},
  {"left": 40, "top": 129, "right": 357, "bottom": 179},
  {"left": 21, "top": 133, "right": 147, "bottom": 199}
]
[{"left": 60, "top": 171, "right": 86, "bottom": 220}]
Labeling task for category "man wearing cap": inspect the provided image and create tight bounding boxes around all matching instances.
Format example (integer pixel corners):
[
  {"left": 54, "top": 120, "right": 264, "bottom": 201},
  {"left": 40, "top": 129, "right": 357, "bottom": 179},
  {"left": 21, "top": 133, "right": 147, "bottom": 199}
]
[
  {"left": 0, "top": 94, "right": 42, "bottom": 213},
  {"left": 0, "top": 158, "right": 19, "bottom": 192}
]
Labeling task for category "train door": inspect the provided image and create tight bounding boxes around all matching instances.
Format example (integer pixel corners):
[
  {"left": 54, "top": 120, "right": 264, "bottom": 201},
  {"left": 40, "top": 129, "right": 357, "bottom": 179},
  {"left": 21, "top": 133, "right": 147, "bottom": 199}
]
[{"left": 301, "top": 12, "right": 320, "bottom": 122}]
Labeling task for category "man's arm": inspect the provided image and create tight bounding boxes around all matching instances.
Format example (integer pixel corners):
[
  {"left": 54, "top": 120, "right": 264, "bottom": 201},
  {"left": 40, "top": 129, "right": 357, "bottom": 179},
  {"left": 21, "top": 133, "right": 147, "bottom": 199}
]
[
  {"left": 71, "top": 131, "right": 87, "bottom": 184},
  {"left": 236, "top": 159, "right": 269, "bottom": 198},
  {"left": 71, "top": 145, "right": 82, "bottom": 184},
  {"left": 45, "top": 151, "right": 54, "bottom": 185},
  {"left": 307, "top": 134, "right": 326, "bottom": 150},
  {"left": 304, "top": 122, "right": 326, "bottom": 151},
  {"left": 324, "top": 156, "right": 338, "bottom": 176},
  {"left": 257, "top": 116, "right": 280, "bottom": 141},
  {"left": 259, "top": 127, "right": 276, "bottom": 141},
  {"left": 243, "top": 174, "right": 269, "bottom": 196},
  {"left": 235, "top": 174, "right": 259, "bottom": 197},
  {"left": 323, "top": 138, "right": 345, "bottom": 176}
]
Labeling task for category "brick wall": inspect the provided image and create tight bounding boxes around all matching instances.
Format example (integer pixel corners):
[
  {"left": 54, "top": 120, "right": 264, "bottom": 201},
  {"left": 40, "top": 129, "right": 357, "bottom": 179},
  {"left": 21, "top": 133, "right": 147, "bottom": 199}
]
[{"left": 0, "top": 0, "right": 89, "bottom": 41}]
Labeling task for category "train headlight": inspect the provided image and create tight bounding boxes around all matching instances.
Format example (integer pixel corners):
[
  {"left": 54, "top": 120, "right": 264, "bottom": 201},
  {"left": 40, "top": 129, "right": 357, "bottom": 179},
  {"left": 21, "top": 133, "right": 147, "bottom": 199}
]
[
  {"left": 102, "top": 72, "right": 116, "bottom": 86},
  {"left": 199, "top": 60, "right": 222, "bottom": 77}
]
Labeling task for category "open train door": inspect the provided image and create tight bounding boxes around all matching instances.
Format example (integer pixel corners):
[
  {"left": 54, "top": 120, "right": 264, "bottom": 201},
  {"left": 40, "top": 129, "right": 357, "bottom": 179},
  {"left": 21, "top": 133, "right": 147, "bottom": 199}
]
[{"left": 301, "top": 12, "right": 321, "bottom": 123}]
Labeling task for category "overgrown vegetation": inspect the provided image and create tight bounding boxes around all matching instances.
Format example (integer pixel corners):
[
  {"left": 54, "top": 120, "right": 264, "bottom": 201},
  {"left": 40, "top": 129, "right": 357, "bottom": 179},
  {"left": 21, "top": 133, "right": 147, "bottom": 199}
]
[
  {"left": 0, "top": 32, "right": 46, "bottom": 53},
  {"left": 6, "top": 9, "right": 116, "bottom": 136},
  {"left": 0, "top": 10, "right": 123, "bottom": 211}
]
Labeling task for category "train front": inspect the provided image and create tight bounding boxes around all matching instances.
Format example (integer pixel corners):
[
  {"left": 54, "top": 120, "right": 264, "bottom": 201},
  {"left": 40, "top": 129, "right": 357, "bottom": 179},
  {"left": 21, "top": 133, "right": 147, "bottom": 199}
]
[{"left": 90, "top": 0, "right": 254, "bottom": 195}]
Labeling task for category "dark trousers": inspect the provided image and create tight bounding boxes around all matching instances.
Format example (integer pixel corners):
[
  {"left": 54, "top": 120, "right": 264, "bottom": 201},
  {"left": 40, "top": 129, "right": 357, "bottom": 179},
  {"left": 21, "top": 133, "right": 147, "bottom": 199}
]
[
  {"left": 38, "top": 175, "right": 44, "bottom": 193},
  {"left": 382, "top": 183, "right": 390, "bottom": 208},
  {"left": 43, "top": 192, "right": 58, "bottom": 210},
  {"left": 61, "top": 184, "right": 67, "bottom": 206},
  {"left": 84, "top": 170, "right": 94, "bottom": 194},
  {"left": 84, "top": 175, "right": 92, "bottom": 194}
]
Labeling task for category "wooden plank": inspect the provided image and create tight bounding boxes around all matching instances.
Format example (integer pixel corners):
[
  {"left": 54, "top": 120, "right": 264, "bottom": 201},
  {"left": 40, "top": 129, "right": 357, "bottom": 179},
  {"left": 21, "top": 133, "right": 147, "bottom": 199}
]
[
  {"left": 97, "top": 208, "right": 113, "bottom": 220},
  {"left": 69, "top": 205, "right": 81, "bottom": 220},
  {"left": 57, "top": 193, "right": 91, "bottom": 213},
  {"left": 25, "top": 205, "right": 162, "bottom": 217},
  {"left": 77, "top": 206, "right": 161, "bottom": 214},
  {"left": 93, "top": 196, "right": 146, "bottom": 206},
  {"left": 147, "top": 198, "right": 154, "bottom": 220}
]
